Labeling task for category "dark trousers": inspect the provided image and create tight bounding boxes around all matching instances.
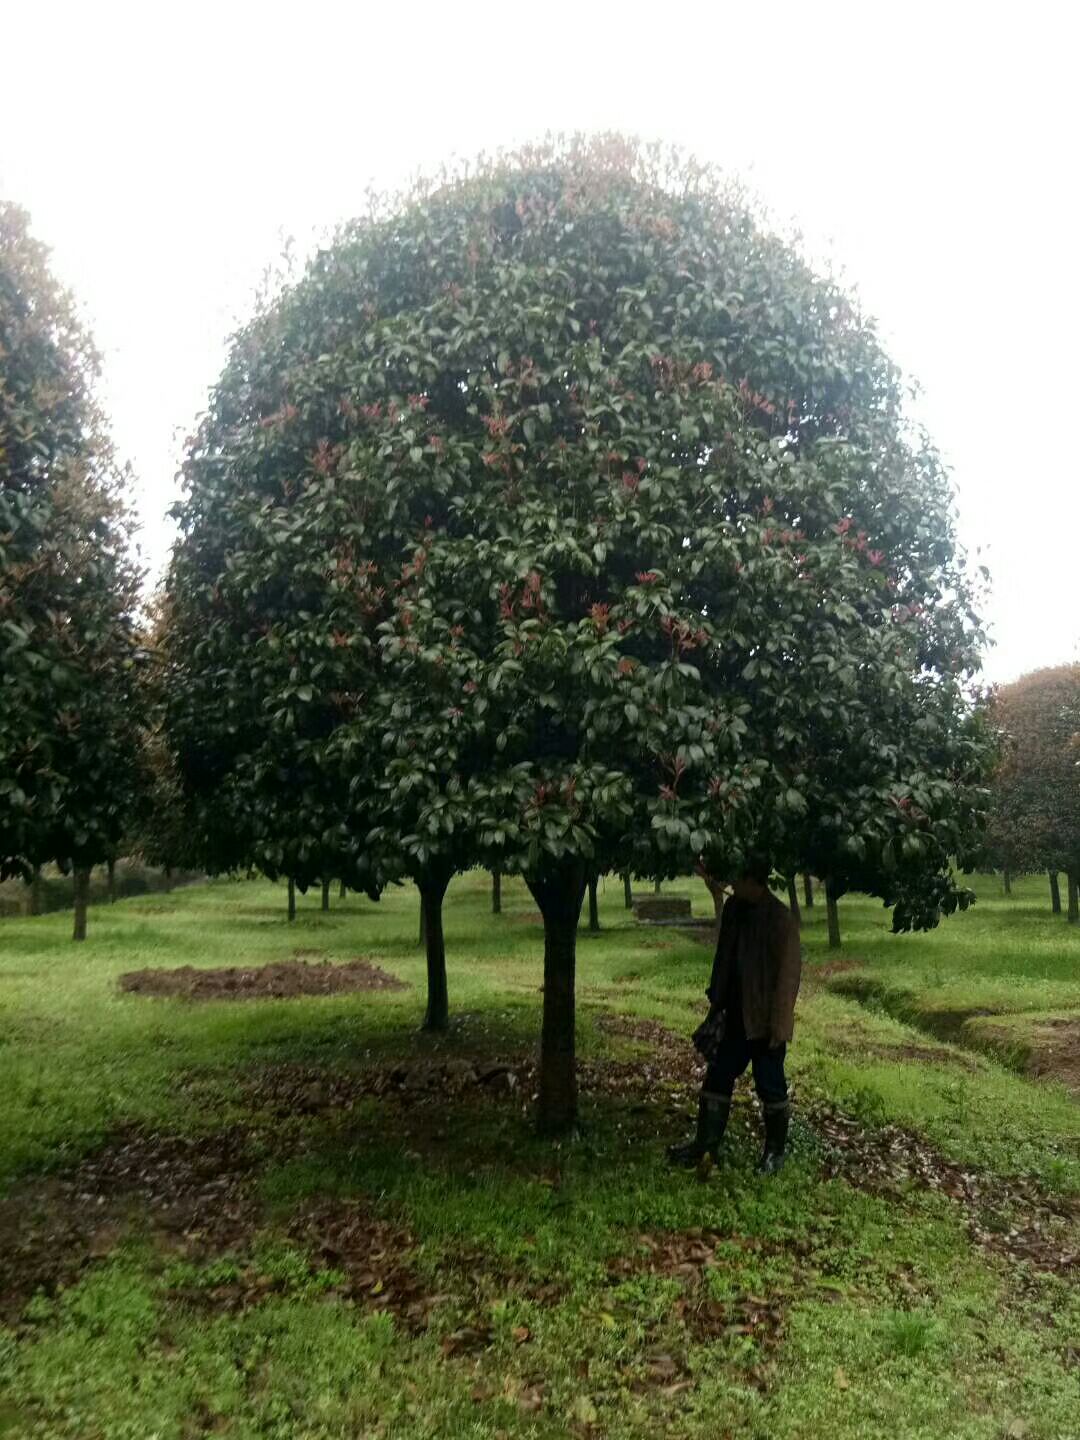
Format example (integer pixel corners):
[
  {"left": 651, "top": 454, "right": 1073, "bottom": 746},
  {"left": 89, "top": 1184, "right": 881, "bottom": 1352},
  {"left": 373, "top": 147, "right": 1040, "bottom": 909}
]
[{"left": 703, "top": 1034, "right": 788, "bottom": 1110}]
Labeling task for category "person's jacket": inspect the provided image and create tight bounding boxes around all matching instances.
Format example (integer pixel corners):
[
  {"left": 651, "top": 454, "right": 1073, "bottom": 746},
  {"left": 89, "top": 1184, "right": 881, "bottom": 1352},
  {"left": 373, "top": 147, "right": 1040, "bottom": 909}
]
[{"left": 706, "top": 893, "right": 802, "bottom": 1045}]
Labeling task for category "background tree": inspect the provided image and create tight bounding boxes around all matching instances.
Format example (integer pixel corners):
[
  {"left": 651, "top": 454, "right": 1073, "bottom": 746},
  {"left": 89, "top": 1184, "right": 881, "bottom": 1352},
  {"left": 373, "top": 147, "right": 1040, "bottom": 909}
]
[
  {"left": 0, "top": 202, "right": 142, "bottom": 939},
  {"left": 161, "top": 321, "right": 385, "bottom": 921},
  {"left": 987, "top": 666, "right": 1080, "bottom": 921},
  {"left": 130, "top": 609, "right": 203, "bottom": 881},
  {"left": 783, "top": 674, "right": 992, "bottom": 947}
]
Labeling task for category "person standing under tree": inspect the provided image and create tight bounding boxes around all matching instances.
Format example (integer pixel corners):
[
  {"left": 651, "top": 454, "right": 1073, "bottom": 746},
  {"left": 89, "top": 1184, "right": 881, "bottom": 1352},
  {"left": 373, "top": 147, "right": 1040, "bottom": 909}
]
[{"left": 669, "top": 857, "right": 802, "bottom": 1174}]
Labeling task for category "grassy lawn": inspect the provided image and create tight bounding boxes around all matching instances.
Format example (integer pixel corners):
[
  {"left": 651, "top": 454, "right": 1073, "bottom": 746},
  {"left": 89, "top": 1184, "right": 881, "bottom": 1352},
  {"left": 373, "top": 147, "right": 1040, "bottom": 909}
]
[
  {"left": 817, "top": 872, "right": 1080, "bottom": 1089},
  {"left": 0, "top": 872, "right": 1077, "bottom": 1438}
]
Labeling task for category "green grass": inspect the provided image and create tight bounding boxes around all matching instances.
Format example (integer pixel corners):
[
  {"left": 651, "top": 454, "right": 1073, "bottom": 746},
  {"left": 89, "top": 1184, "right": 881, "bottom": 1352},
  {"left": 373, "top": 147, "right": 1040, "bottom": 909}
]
[
  {"left": 0, "top": 872, "right": 1077, "bottom": 1438},
  {"left": 810, "top": 871, "right": 1080, "bottom": 1083}
]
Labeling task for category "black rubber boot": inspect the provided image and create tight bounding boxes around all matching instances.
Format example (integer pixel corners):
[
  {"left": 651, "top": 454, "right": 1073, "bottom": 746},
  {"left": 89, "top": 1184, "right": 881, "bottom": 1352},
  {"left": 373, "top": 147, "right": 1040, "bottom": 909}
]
[
  {"left": 757, "top": 1102, "right": 790, "bottom": 1174},
  {"left": 667, "top": 1092, "right": 731, "bottom": 1167}
]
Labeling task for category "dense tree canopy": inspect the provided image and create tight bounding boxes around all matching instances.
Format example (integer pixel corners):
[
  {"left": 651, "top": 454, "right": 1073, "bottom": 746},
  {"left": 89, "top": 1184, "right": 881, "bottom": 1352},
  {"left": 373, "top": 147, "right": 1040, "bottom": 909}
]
[
  {"left": 164, "top": 138, "right": 989, "bottom": 1129},
  {"left": 987, "top": 666, "right": 1080, "bottom": 920},
  {"left": 0, "top": 202, "right": 141, "bottom": 936}
]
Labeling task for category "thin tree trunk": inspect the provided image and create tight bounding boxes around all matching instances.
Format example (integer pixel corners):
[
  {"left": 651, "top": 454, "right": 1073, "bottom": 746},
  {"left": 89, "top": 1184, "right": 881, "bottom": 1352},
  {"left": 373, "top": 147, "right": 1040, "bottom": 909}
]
[
  {"left": 654, "top": 877, "right": 662, "bottom": 895},
  {"left": 786, "top": 876, "right": 801, "bottom": 926},
  {"left": 492, "top": 869, "right": 502, "bottom": 915},
  {"left": 107, "top": 857, "right": 117, "bottom": 903},
  {"left": 699, "top": 871, "right": 726, "bottom": 927},
  {"left": 420, "top": 866, "right": 452, "bottom": 1031},
  {"left": 73, "top": 867, "right": 90, "bottom": 942},
  {"left": 321, "top": 878, "right": 331, "bottom": 912},
  {"left": 623, "top": 873, "right": 633, "bottom": 909},
  {"left": 712, "top": 885, "right": 725, "bottom": 926},
  {"left": 1068, "top": 871, "right": 1079, "bottom": 925},
  {"left": 287, "top": 877, "right": 296, "bottom": 921},
  {"left": 803, "top": 874, "right": 814, "bottom": 908},
  {"left": 826, "top": 879, "right": 841, "bottom": 950},
  {"left": 527, "top": 859, "right": 587, "bottom": 1137},
  {"left": 29, "top": 867, "right": 44, "bottom": 917},
  {"left": 587, "top": 874, "right": 600, "bottom": 932},
  {"left": 1049, "top": 872, "right": 1061, "bottom": 915},
  {"left": 339, "top": 879, "right": 347, "bottom": 900},
  {"left": 164, "top": 866, "right": 174, "bottom": 893},
  {"left": 1003, "top": 868, "right": 1012, "bottom": 896}
]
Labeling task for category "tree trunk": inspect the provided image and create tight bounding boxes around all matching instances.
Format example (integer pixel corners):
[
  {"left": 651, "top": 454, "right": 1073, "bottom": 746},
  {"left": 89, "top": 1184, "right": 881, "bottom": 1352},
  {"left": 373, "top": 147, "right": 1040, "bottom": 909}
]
[
  {"left": 339, "top": 879, "right": 347, "bottom": 900},
  {"left": 803, "top": 874, "right": 814, "bottom": 908},
  {"left": 527, "top": 859, "right": 587, "bottom": 1137},
  {"left": 287, "top": 877, "right": 296, "bottom": 921},
  {"left": 1003, "top": 868, "right": 1012, "bottom": 896},
  {"left": 1049, "top": 872, "right": 1062, "bottom": 915},
  {"left": 712, "top": 886, "right": 725, "bottom": 926},
  {"left": 492, "top": 869, "right": 502, "bottom": 915},
  {"left": 623, "top": 873, "right": 633, "bottom": 909},
  {"left": 825, "top": 879, "right": 841, "bottom": 950},
  {"left": 587, "top": 874, "right": 600, "bottom": 932},
  {"left": 107, "top": 857, "right": 117, "bottom": 903},
  {"left": 1068, "top": 871, "right": 1079, "bottom": 925},
  {"left": 72, "top": 867, "right": 90, "bottom": 942},
  {"left": 29, "top": 867, "right": 44, "bottom": 917},
  {"left": 786, "top": 876, "right": 801, "bottom": 926},
  {"left": 419, "top": 893, "right": 427, "bottom": 946},
  {"left": 653, "top": 877, "right": 662, "bottom": 895},
  {"left": 420, "top": 866, "right": 452, "bottom": 1032},
  {"left": 321, "top": 878, "right": 331, "bottom": 912},
  {"left": 699, "top": 871, "right": 726, "bottom": 927}
]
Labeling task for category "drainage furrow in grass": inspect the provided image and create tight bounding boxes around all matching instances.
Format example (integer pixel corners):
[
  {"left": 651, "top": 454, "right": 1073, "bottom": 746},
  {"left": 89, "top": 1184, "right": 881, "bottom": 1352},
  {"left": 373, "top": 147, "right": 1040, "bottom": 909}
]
[{"left": 824, "top": 973, "right": 1080, "bottom": 1095}]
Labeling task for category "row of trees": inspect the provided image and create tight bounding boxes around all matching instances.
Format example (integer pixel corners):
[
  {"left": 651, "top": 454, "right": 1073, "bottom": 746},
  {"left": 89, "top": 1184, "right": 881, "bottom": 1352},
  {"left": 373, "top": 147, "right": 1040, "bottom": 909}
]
[{"left": 159, "top": 138, "right": 994, "bottom": 1133}]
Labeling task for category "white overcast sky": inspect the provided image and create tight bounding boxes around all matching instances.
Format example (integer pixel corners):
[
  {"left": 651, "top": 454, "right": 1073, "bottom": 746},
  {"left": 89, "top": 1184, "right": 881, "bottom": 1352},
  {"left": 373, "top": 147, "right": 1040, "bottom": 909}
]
[{"left": 2, "top": 0, "right": 1076, "bottom": 682}]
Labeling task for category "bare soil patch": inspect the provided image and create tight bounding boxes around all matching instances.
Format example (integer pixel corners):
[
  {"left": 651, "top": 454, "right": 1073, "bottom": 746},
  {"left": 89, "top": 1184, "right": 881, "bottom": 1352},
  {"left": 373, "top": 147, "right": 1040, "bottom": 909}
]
[
  {"left": 1023, "top": 1018, "right": 1080, "bottom": 1098},
  {"left": 168, "top": 1196, "right": 437, "bottom": 1328},
  {"left": 0, "top": 1108, "right": 559, "bottom": 1337},
  {"left": 119, "top": 957, "right": 408, "bottom": 1001},
  {"left": 809, "top": 956, "right": 863, "bottom": 980},
  {"left": 595, "top": 1012, "right": 686, "bottom": 1050},
  {"left": 0, "top": 1128, "right": 260, "bottom": 1322},
  {"left": 0, "top": 1117, "right": 515, "bottom": 1332}
]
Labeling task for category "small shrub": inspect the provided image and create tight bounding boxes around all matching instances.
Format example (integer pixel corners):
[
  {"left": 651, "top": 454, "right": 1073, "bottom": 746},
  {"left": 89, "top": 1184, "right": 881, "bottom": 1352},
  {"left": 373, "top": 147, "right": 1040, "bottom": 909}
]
[{"left": 879, "top": 1308, "right": 944, "bottom": 1358}]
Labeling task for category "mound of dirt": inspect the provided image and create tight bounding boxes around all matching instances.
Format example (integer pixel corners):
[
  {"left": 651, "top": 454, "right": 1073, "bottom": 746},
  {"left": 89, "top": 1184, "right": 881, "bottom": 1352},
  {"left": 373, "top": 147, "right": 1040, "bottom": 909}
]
[
  {"left": 119, "top": 957, "right": 408, "bottom": 1001},
  {"left": 1024, "top": 1018, "right": 1080, "bottom": 1097}
]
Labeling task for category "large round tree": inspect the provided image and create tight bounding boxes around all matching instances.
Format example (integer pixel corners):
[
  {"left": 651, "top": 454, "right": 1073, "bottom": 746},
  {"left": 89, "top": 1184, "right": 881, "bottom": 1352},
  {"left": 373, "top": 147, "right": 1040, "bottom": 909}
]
[
  {"left": 165, "top": 138, "right": 987, "bottom": 1130},
  {"left": 0, "top": 202, "right": 142, "bottom": 939}
]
